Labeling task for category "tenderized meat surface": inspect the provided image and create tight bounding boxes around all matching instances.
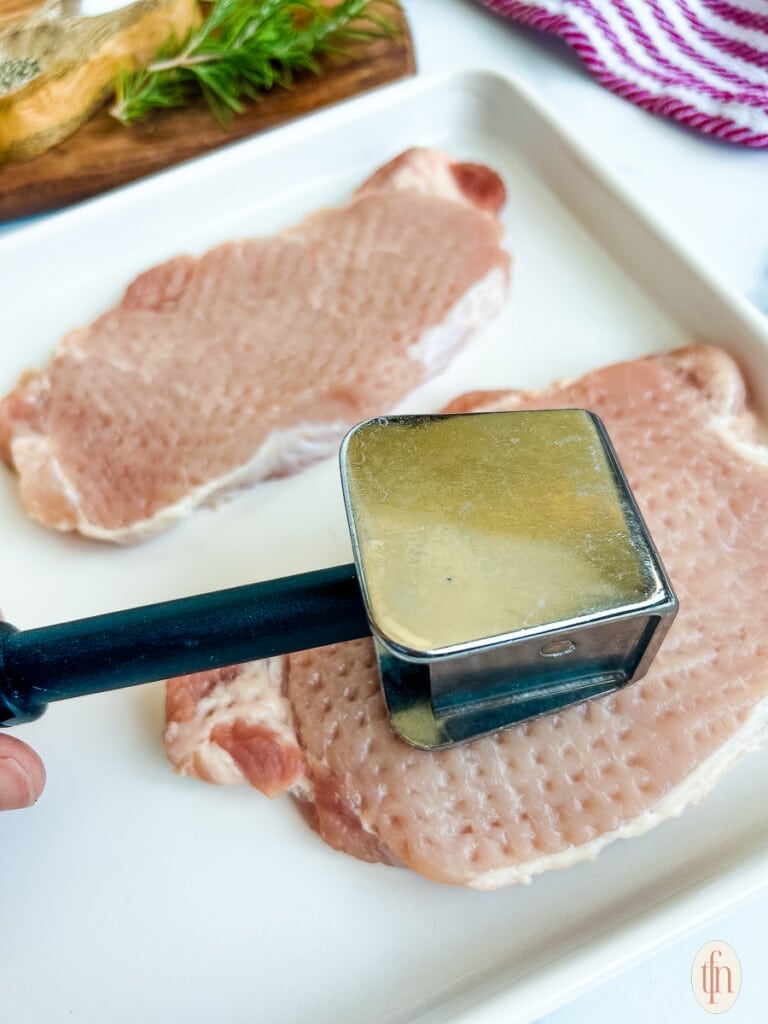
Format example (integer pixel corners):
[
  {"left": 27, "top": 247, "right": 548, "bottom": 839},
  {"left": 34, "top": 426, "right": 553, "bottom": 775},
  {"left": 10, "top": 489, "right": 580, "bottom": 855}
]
[
  {"left": 164, "top": 345, "right": 768, "bottom": 888},
  {"left": 0, "top": 148, "right": 510, "bottom": 542}
]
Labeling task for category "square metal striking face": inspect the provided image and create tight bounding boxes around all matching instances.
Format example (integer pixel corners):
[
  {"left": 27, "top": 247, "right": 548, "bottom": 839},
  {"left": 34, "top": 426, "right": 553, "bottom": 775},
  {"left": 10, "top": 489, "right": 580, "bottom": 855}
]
[{"left": 340, "top": 411, "right": 677, "bottom": 749}]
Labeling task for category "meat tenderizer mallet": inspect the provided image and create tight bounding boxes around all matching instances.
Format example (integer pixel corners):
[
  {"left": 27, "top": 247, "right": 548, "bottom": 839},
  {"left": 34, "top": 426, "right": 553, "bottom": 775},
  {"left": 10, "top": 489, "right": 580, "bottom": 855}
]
[{"left": 0, "top": 411, "right": 678, "bottom": 748}]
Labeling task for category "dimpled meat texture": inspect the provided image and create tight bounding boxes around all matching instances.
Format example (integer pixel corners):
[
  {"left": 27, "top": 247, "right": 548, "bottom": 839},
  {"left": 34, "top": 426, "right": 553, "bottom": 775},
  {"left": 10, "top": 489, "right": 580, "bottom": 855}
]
[
  {"left": 0, "top": 149, "right": 510, "bottom": 542},
  {"left": 165, "top": 345, "right": 768, "bottom": 888}
]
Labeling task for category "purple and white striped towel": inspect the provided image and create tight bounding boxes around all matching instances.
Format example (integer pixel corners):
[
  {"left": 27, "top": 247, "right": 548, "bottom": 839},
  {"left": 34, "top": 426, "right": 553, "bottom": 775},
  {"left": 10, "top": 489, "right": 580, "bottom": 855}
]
[{"left": 479, "top": 0, "right": 768, "bottom": 146}]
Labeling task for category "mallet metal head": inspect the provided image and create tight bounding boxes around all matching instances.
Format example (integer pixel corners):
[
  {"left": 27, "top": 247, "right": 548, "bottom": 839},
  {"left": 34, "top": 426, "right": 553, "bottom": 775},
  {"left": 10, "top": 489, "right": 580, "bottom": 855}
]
[{"left": 340, "top": 410, "right": 678, "bottom": 750}]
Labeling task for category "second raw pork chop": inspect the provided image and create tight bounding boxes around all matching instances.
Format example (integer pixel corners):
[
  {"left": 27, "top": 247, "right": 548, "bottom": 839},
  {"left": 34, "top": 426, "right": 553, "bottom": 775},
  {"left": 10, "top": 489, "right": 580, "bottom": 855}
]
[
  {"left": 0, "top": 149, "right": 510, "bottom": 542},
  {"left": 164, "top": 346, "right": 768, "bottom": 888}
]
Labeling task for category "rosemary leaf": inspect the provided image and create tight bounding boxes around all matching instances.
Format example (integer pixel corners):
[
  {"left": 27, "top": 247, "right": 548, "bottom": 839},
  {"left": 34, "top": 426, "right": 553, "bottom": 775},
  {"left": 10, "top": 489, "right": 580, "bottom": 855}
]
[{"left": 111, "top": 0, "right": 395, "bottom": 127}]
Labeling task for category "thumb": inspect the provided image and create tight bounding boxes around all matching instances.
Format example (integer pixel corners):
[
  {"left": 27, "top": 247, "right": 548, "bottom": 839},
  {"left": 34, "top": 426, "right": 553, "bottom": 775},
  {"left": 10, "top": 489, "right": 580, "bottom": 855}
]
[{"left": 0, "top": 734, "right": 46, "bottom": 810}]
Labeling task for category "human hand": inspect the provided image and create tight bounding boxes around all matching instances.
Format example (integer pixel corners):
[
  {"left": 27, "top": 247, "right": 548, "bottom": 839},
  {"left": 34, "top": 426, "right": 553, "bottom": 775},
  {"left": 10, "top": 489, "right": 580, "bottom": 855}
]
[{"left": 0, "top": 735, "right": 45, "bottom": 810}]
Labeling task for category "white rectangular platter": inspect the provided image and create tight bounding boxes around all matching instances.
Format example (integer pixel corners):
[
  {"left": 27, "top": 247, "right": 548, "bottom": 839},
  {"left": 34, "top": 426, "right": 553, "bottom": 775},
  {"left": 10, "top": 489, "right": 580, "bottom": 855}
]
[{"left": 1, "top": 71, "right": 767, "bottom": 1024}]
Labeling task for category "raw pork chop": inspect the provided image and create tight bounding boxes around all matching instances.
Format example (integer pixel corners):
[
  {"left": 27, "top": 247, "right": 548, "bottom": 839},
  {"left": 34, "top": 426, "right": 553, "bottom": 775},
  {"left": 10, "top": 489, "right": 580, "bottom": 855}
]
[
  {"left": 0, "top": 149, "right": 510, "bottom": 542},
  {"left": 164, "top": 345, "right": 768, "bottom": 888}
]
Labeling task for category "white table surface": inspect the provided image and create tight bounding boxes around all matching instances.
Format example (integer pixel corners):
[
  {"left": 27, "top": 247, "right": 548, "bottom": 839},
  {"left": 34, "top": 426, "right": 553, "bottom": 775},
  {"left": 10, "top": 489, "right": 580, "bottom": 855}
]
[
  {"left": 3, "top": 2, "right": 766, "bottom": 1021},
  {"left": 406, "top": 1, "right": 768, "bottom": 1022}
]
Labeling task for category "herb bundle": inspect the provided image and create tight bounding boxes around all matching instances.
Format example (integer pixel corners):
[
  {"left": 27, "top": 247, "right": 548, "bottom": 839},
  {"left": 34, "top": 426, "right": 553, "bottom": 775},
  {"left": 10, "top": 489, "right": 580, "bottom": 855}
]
[{"left": 111, "top": 0, "right": 394, "bottom": 126}]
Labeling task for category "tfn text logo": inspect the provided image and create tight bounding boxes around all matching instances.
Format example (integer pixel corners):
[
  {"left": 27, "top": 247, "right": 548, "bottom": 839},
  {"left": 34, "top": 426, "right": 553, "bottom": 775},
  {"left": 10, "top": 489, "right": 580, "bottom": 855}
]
[{"left": 691, "top": 941, "right": 741, "bottom": 1013}]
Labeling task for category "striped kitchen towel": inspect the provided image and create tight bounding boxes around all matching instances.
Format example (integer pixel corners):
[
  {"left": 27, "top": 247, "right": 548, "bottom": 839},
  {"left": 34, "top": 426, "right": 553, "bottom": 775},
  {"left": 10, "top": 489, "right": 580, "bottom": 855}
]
[{"left": 479, "top": 0, "right": 768, "bottom": 146}]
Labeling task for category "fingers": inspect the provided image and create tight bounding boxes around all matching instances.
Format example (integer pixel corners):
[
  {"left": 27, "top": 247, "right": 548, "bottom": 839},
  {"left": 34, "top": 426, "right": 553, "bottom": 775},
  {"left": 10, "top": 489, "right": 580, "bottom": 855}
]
[{"left": 0, "top": 734, "right": 46, "bottom": 810}]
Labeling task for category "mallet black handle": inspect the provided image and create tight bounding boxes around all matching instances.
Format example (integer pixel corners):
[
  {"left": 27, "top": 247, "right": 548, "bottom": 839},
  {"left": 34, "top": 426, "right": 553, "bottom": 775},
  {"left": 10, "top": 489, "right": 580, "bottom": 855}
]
[{"left": 0, "top": 563, "right": 370, "bottom": 726}]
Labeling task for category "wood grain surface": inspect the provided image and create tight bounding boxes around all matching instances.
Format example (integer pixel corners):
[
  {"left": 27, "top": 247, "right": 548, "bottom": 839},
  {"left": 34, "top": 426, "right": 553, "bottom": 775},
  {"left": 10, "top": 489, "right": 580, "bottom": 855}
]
[
  {"left": 0, "top": 0, "right": 43, "bottom": 30},
  {"left": 0, "top": 2, "right": 415, "bottom": 221}
]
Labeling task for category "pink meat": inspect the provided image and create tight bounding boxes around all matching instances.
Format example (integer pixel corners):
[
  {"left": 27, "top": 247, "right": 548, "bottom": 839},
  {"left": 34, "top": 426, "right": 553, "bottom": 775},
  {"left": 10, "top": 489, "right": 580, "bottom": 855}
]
[
  {"left": 164, "top": 345, "right": 768, "bottom": 888},
  {"left": 0, "top": 149, "right": 510, "bottom": 542}
]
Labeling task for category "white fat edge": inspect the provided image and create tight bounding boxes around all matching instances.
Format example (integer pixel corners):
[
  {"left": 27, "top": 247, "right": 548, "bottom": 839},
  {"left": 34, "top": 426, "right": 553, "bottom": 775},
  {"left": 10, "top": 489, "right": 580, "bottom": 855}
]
[
  {"left": 709, "top": 414, "right": 768, "bottom": 467},
  {"left": 364, "top": 150, "right": 469, "bottom": 206},
  {"left": 468, "top": 696, "right": 768, "bottom": 891},
  {"left": 70, "top": 420, "right": 350, "bottom": 543},
  {"left": 12, "top": 433, "right": 84, "bottom": 531},
  {"left": 164, "top": 657, "right": 302, "bottom": 788},
  {"left": 407, "top": 265, "right": 510, "bottom": 375}
]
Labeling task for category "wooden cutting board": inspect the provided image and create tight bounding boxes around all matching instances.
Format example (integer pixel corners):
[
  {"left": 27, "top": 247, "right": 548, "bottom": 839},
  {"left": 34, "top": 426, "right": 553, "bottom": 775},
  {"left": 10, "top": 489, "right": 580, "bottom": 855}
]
[{"left": 0, "top": 2, "right": 415, "bottom": 222}]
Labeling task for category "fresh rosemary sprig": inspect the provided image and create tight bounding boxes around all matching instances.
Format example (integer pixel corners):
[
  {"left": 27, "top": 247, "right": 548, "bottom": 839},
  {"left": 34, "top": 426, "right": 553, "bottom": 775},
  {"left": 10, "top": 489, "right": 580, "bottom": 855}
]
[{"left": 111, "top": 0, "right": 395, "bottom": 126}]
